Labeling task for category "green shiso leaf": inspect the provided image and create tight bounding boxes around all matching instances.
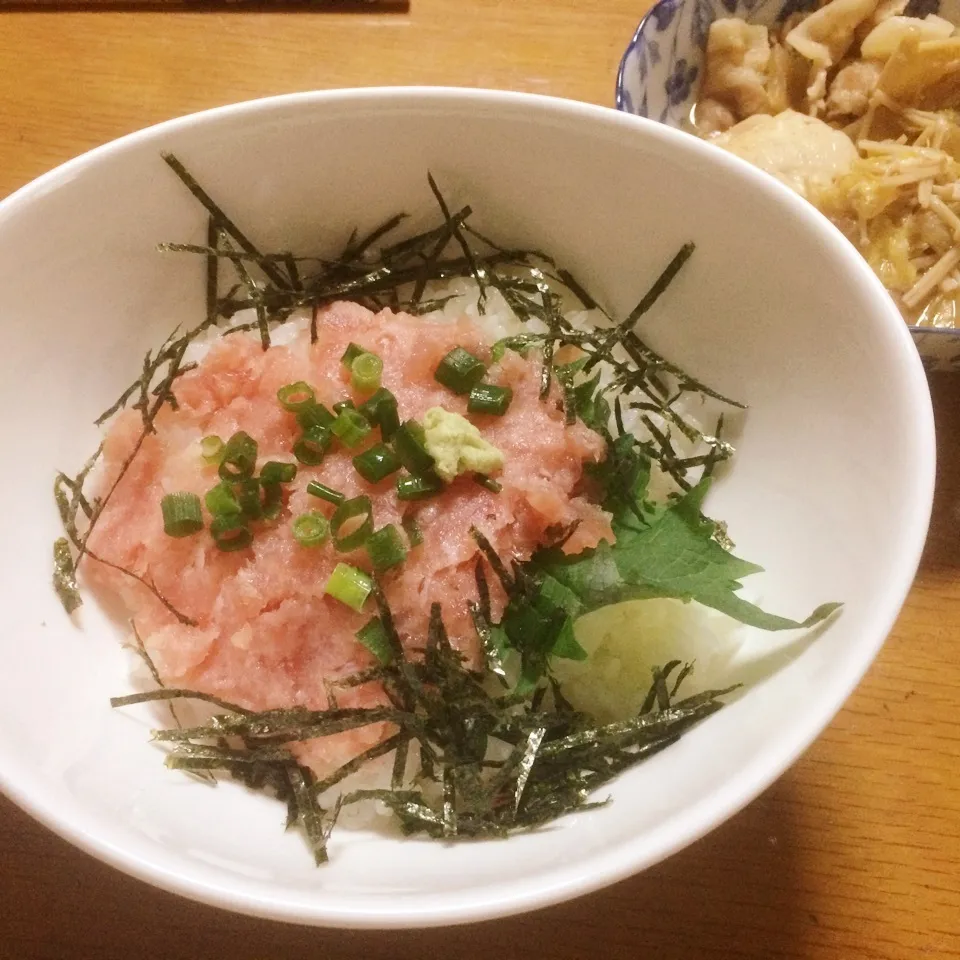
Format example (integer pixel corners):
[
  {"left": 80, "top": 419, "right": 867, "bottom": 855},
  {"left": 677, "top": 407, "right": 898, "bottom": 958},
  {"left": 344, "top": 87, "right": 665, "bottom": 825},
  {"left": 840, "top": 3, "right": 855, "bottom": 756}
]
[{"left": 534, "top": 466, "right": 841, "bottom": 632}]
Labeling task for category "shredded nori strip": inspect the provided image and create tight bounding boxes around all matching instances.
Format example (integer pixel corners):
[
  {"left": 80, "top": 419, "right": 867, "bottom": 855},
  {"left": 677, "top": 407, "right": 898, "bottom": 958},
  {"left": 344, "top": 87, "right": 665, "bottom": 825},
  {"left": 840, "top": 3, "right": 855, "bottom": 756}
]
[
  {"left": 53, "top": 537, "right": 80, "bottom": 614},
  {"left": 112, "top": 578, "right": 739, "bottom": 862}
]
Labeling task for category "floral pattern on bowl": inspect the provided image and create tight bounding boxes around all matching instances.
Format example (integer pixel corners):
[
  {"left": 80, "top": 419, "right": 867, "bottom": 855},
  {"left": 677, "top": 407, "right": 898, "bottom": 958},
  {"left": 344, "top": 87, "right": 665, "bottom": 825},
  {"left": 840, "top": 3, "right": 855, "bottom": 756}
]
[{"left": 615, "top": 0, "right": 960, "bottom": 372}]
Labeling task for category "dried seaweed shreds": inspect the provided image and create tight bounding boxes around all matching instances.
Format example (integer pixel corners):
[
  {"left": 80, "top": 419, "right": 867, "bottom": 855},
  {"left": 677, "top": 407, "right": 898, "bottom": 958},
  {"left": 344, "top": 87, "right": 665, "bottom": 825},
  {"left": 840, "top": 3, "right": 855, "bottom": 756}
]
[
  {"left": 161, "top": 152, "right": 289, "bottom": 291},
  {"left": 620, "top": 242, "right": 696, "bottom": 331},
  {"left": 426, "top": 172, "right": 488, "bottom": 308},
  {"left": 53, "top": 537, "right": 81, "bottom": 615},
  {"left": 112, "top": 575, "right": 738, "bottom": 861}
]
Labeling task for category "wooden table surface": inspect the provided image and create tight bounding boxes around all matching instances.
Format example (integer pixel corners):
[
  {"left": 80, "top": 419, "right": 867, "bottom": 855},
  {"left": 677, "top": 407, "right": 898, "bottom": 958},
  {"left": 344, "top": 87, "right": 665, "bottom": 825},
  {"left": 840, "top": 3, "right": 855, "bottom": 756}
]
[{"left": 1, "top": 2, "right": 958, "bottom": 957}]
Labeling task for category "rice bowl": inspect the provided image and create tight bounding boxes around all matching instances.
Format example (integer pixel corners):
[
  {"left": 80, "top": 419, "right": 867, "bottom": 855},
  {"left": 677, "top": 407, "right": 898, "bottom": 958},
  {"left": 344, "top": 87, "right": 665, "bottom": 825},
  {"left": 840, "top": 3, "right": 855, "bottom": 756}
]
[{"left": 0, "top": 88, "right": 934, "bottom": 927}]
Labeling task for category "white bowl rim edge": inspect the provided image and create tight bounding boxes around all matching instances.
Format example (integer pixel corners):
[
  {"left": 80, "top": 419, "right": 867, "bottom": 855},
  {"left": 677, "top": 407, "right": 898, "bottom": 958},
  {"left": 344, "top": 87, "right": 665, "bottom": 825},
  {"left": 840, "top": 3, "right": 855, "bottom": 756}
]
[{"left": 0, "top": 86, "right": 937, "bottom": 929}]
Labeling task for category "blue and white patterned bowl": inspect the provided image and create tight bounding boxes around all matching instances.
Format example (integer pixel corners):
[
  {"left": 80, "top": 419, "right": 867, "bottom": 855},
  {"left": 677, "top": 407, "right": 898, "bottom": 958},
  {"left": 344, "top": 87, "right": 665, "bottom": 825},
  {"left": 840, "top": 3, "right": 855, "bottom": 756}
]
[{"left": 615, "top": 0, "right": 960, "bottom": 372}]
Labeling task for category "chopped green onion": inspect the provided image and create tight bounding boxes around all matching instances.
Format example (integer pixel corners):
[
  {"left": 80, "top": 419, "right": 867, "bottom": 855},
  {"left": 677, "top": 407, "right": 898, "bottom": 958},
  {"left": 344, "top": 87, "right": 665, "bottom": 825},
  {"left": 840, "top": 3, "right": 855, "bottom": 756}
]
[
  {"left": 360, "top": 388, "right": 400, "bottom": 440},
  {"left": 233, "top": 479, "right": 263, "bottom": 520},
  {"left": 210, "top": 515, "right": 253, "bottom": 552},
  {"left": 296, "top": 401, "right": 335, "bottom": 431},
  {"left": 330, "top": 495, "right": 374, "bottom": 551},
  {"left": 356, "top": 616, "right": 395, "bottom": 664},
  {"left": 353, "top": 443, "right": 401, "bottom": 484},
  {"left": 259, "top": 461, "right": 298, "bottom": 485},
  {"left": 435, "top": 347, "right": 486, "bottom": 394},
  {"left": 402, "top": 515, "right": 424, "bottom": 547},
  {"left": 205, "top": 481, "right": 242, "bottom": 517},
  {"left": 277, "top": 381, "right": 316, "bottom": 413},
  {"left": 366, "top": 524, "right": 407, "bottom": 573},
  {"left": 474, "top": 474, "right": 503, "bottom": 493},
  {"left": 261, "top": 483, "right": 284, "bottom": 521},
  {"left": 325, "top": 562, "right": 373, "bottom": 612},
  {"left": 333, "top": 399, "right": 356, "bottom": 414},
  {"left": 341, "top": 342, "right": 365, "bottom": 368},
  {"left": 293, "top": 425, "right": 332, "bottom": 465},
  {"left": 396, "top": 472, "right": 444, "bottom": 501},
  {"left": 393, "top": 420, "right": 434, "bottom": 474},
  {"left": 331, "top": 408, "right": 372, "bottom": 449},
  {"left": 292, "top": 511, "right": 330, "bottom": 548},
  {"left": 200, "top": 435, "right": 224, "bottom": 465},
  {"left": 306, "top": 480, "right": 346, "bottom": 506},
  {"left": 351, "top": 352, "right": 383, "bottom": 393},
  {"left": 218, "top": 431, "right": 258, "bottom": 481},
  {"left": 467, "top": 383, "right": 513, "bottom": 416},
  {"left": 161, "top": 492, "right": 204, "bottom": 538}
]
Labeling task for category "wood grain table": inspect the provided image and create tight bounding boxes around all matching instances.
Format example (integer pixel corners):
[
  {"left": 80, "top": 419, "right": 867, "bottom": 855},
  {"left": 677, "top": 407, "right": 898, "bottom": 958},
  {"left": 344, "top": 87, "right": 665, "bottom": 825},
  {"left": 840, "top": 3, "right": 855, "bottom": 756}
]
[{"left": 0, "top": 2, "right": 958, "bottom": 957}]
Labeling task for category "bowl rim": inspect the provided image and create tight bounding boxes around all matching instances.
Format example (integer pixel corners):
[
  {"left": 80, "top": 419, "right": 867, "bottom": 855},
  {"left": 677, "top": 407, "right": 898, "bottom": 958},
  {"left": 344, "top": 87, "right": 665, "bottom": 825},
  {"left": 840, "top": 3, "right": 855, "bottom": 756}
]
[
  {"left": 614, "top": 3, "right": 659, "bottom": 112},
  {"left": 613, "top": 0, "right": 960, "bottom": 340},
  {"left": 0, "top": 85, "right": 937, "bottom": 928}
]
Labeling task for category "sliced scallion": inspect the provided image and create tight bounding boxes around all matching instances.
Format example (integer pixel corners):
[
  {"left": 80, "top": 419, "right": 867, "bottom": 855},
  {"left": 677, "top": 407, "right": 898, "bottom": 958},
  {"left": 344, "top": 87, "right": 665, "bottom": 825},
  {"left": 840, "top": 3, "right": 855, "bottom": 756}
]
[
  {"left": 259, "top": 461, "right": 298, "bottom": 485},
  {"left": 330, "top": 495, "right": 374, "bottom": 551},
  {"left": 396, "top": 472, "right": 444, "bottom": 501},
  {"left": 292, "top": 511, "right": 330, "bottom": 548},
  {"left": 233, "top": 479, "right": 263, "bottom": 521},
  {"left": 356, "top": 616, "right": 395, "bottom": 664},
  {"left": 331, "top": 408, "right": 372, "bottom": 449},
  {"left": 393, "top": 420, "right": 434, "bottom": 474},
  {"left": 277, "top": 381, "right": 316, "bottom": 413},
  {"left": 218, "top": 431, "right": 258, "bottom": 481},
  {"left": 366, "top": 524, "right": 407, "bottom": 573},
  {"left": 467, "top": 383, "right": 513, "bottom": 416},
  {"left": 293, "top": 425, "right": 332, "bottom": 466},
  {"left": 353, "top": 443, "right": 401, "bottom": 484},
  {"left": 210, "top": 514, "right": 253, "bottom": 552},
  {"left": 350, "top": 352, "right": 383, "bottom": 394},
  {"left": 200, "top": 435, "right": 224, "bottom": 465},
  {"left": 340, "top": 342, "right": 365, "bottom": 368},
  {"left": 161, "top": 492, "right": 204, "bottom": 538},
  {"left": 325, "top": 562, "right": 373, "bottom": 612},
  {"left": 205, "top": 481, "right": 242, "bottom": 517},
  {"left": 359, "top": 388, "right": 400, "bottom": 440},
  {"left": 306, "top": 480, "right": 345, "bottom": 506},
  {"left": 435, "top": 347, "right": 486, "bottom": 395},
  {"left": 333, "top": 399, "right": 356, "bottom": 414},
  {"left": 261, "top": 483, "right": 284, "bottom": 521},
  {"left": 296, "top": 401, "right": 335, "bottom": 431}
]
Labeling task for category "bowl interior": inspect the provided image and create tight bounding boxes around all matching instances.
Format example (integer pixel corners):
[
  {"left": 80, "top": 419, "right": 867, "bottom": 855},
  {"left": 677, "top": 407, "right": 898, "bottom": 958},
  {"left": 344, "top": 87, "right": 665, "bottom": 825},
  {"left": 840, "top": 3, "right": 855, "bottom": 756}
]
[{"left": 0, "top": 89, "right": 934, "bottom": 927}]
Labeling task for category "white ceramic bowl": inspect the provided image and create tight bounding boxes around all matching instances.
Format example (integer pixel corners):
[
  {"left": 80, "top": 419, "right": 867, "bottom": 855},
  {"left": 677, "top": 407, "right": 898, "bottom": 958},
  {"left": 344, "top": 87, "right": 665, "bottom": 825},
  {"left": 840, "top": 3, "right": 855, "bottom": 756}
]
[
  {"left": 0, "top": 88, "right": 934, "bottom": 928},
  {"left": 616, "top": 0, "right": 960, "bottom": 372}
]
